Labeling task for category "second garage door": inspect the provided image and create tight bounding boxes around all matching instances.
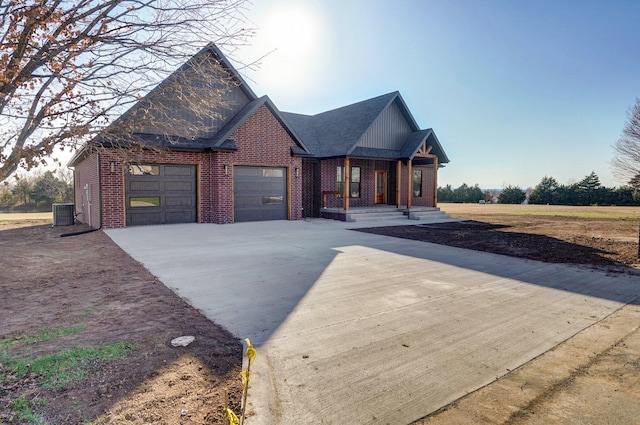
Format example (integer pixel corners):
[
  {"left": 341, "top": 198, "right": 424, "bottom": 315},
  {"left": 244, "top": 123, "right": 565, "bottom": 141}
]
[{"left": 234, "top": 166, "right": 287, "bottom": 222}]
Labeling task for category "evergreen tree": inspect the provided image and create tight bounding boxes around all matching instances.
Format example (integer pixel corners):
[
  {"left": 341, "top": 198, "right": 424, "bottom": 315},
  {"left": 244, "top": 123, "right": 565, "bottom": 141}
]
[
  {"left": 576, "top": 171, "right": 602, "bottom": 205},
  {"left": 529, "top": 176, "right": 559, "bottom": 204},
  {"left": 498, "top": 185, "right": 526, "bottom": 204}
]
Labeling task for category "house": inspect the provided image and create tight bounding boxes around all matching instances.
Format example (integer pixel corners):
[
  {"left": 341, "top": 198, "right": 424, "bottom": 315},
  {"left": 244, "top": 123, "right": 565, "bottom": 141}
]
[{"left": 69, "top": 44, "right": 449, "bottom": 228}]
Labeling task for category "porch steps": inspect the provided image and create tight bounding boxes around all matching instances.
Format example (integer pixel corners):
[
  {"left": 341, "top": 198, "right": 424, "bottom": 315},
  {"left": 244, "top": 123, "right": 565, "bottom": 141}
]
[
  {"left": 345, "top": 210, "right": 407, "bottom": 222},
  {"left": 407, "top": 209, "right": 456, "bottom": 222},
  {"left": 343, "top": 207, "right": 456, "bottom": 223}
]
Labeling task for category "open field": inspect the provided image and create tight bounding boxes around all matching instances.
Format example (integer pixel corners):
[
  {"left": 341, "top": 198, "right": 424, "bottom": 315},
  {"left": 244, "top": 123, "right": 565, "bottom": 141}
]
[
  {"left": 439, "top": 203, "right": 640, "bottom": 219},
  {"left": 361, "top": 203, "right": 640, "bottom": 269},
  {"left": 0, "top": 212, "right": 52, "bottom": 230}
]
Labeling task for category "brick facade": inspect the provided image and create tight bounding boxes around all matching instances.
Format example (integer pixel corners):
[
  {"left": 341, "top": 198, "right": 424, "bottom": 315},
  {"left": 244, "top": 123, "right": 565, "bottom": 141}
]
[
  {"left": 73, "top": 152, "right": 101, "bottom": 227},
  {"left": 74, "top": 104, "right": 303, "bottom": 228},
  {"left": 228, "top": 104, "right": 303, "bottom": 221}
]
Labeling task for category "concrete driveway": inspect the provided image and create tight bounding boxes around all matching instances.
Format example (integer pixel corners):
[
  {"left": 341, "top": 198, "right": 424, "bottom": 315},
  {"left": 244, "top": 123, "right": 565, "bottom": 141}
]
[{"left": 106, "top": 219, "right": 640, "bottom": 424}]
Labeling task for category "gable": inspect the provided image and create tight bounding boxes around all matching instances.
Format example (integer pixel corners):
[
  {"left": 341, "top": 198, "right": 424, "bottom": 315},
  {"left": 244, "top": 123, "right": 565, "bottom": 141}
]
[
  {"left": 130, "top": 52, "right": 252, "bottom": 139},
  {"left": 356, "top": 100, "right": 413, "bottom": 151}
]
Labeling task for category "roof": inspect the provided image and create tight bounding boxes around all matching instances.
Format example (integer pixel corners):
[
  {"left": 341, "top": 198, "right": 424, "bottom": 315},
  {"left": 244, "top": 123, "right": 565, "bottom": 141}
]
[
  {"left": 69, "top": 45, "right": 447, "bottom": 166},
  {"left": 69, "top": 45, "right": 311, "bottom": 165},
  {"left": 282, "top": 92, "right": 449, "bottom": 163}
]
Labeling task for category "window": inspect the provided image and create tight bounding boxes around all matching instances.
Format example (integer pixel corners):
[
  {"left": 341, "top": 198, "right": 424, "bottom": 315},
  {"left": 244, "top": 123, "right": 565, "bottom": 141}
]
[
  {"left": 263, "top": 168, "right": 284, "bottom": 178},
  {"left": 350, "top": 166, "right": 361, "bottom": 198},
  {"left": 336, "top": 166, "right": 361, "bottom": 198},
  {"left": 337, "top": 166, "right": 344, "bottom": 193},
  {"left": 262, "top": 195, "right": 284, "bottom": 204},
  {"left": 413, "top": 169, "right": 423, "bottom": 197},
  {"left": 128, "top": 164, "right": 159, "bottom": 175},
  {"left": 130, "top": 197, "right": 161, "bottom": 207}
]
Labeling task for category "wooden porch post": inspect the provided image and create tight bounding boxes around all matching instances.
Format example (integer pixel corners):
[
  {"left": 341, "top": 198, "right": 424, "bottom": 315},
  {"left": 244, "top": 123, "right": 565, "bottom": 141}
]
[
  {"left": 433, "top": 156, "right": 439, "bottom": 207},
  {"left": 396, "top": 160, "right": 401, "bottom": 209},
  {"left": 406, "top": 159, "right": 412, "bottom": 209},
  {"left": 343, "top": 157, "right": 350, "bottom": 211}
]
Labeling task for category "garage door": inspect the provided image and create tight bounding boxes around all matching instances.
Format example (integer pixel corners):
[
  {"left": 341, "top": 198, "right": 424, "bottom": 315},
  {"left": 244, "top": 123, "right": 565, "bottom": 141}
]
[
  {"left": 234, "top": 166, "right": 287, "bottom": 222},
  {"left": 125, "top": 164, "right": 197, "bottom": 226}
]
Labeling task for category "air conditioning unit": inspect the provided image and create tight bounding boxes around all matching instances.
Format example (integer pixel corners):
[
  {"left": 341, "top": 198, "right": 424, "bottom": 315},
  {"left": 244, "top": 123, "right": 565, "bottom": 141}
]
[{"left": 52, "top": 203, "right": 75, "bottom": 226}]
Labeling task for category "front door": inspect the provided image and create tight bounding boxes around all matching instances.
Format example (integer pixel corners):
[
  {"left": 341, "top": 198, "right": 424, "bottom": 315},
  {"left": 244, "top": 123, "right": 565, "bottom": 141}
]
[{"left": 375, "top": 171, "right": 387, "bottom": 204}]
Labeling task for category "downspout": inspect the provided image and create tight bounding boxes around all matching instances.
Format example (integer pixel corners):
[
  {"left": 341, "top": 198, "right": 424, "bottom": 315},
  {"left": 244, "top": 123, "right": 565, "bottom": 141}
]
[
  {"left": 98, "top": 152, "right": 103, "bottom": 229},
  {"left": 433, "top": 156, "right": 439, "bottom": 207},
  {"left": 343, "top": 157, "right": 350, "bottom": 211},
  {"left": 406, "top": 158, "right": 412, "bottom": 209}
]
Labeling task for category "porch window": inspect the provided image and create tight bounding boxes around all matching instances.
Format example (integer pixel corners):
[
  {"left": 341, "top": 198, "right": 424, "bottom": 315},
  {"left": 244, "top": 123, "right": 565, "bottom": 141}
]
[
  {"left": 413, "top": 169, "right": 423, "bottom": 197},
  {"left": 336, "top": 166, "right": 361, "bottom": 198}
]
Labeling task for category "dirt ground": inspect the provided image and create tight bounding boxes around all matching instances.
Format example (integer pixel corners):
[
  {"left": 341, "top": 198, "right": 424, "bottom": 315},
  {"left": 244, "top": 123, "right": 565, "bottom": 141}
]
[
  {"left": 0, "top": 221, "right": 243, "bottom": 424},
  {"left": 1, "top": 207, "right": 640, "bottom": 424}
]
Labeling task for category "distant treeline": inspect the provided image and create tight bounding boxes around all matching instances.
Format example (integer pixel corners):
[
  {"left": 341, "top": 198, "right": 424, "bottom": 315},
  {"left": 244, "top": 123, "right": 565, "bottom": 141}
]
[
  {"left": 438, "top": 172, "right": 640, "bottom": 206},
  {"left": 0, "top": 170, "right": 73, "bottom": 211}
]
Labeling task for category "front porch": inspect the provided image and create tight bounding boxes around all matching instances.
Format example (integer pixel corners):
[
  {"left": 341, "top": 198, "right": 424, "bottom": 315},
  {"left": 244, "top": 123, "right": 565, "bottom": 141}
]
[{"left": 319, "top": 205, "right": 454, "bottom": 223}]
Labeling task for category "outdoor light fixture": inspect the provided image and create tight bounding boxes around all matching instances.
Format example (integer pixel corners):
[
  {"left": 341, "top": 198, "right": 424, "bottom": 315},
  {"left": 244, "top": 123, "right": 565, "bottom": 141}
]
[
  {"left": 224, "top": 164, "right": 229, "bottom": 175},
  {"left": 295, "top": 167, "right": 300, "bottom": 177},
  {"left": 110, "top": 161, "right": 116, "bottom": 173}
]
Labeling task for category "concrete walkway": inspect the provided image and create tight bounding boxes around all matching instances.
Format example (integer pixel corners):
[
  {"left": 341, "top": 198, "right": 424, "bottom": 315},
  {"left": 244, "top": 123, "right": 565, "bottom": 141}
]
[{"left": 106, "top": 219, "right": 640, "bottom": 425}]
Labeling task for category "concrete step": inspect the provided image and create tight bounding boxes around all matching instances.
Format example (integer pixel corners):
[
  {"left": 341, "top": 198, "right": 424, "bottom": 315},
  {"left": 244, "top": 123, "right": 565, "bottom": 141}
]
[
  {"left": 407, "top": 210, "right": 456, "bottom": 221},
  {"left": 345, "top": 211, "right": 407, "bottom": 222}
]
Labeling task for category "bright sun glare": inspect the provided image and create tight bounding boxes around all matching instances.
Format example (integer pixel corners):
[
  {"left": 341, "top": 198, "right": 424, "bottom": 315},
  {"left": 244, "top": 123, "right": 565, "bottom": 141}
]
[
  {"left": 257, "top": 4, "right": 323, "bottom": 91},
  {"left": 264, "top": 7, "right": 318, "bottom": 55}
]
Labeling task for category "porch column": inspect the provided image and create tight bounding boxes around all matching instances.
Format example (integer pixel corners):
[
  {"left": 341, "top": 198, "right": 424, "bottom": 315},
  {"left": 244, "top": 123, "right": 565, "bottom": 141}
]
[
  {"left": 343, "top": 157, "right": 350, "bottom": 211},
  {"left": 433, "top": 156, "right": 439, "bottom": 207},
  {"left": 396, "top": 160, "right": 401, "bottom": 208},
  {"left": 406, "top": 158, "right": 412, "bottom": 209}
]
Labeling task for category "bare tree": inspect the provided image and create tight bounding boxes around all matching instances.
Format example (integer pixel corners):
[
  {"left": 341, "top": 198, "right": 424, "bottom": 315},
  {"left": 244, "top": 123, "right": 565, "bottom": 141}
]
[
  {"left": 612, "top": 98, "right": 640, "bottom": 185},
  {"left": 612, "top": 98, "right": 640, "bottom": 258},
  {"left": 0, "top": 0, "right": 253, "bottom": 181}
]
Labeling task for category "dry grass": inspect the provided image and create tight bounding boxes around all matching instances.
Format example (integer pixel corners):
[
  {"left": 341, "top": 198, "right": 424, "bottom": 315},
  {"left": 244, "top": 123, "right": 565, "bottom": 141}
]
[
  {"left": 439, "top": 203, "right": 640, "bottom": 220},
  {"left": 0, "top": 212, "right": 52, "bottom": 222},
  {"left": 0, "top": 212, "right": 52, "bottom": 230}
]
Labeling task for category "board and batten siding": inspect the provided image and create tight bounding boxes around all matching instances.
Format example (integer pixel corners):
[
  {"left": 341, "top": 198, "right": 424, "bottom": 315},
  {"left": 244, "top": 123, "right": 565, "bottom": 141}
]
[
  {"left": 133, "top": 61, "right": 251, "bottom": 139},
  {"left": 357, "top": 101, "right": 412, "bottom": 150}
]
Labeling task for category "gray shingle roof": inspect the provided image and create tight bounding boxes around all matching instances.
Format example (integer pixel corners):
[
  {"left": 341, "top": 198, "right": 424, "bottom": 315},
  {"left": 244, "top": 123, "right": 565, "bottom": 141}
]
[
  {"left": 282, "top": 92, "right": 449, "bottom": 163},
  {"left": 282, "top": 92, "right": 398, "bottom": 158}
]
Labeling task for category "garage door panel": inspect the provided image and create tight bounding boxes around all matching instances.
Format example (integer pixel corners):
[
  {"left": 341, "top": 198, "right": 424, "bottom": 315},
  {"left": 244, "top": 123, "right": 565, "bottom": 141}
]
[
  {"left": 128, "top": 211, "right": 162, "bottom": 225},
  {"left": 164, "top": 181, "right": 193, "bottom": 191},
  {"left": 165, "top": 211, "right": 195, "bottom": 223},
  {"left": 234, "top": 167, "right": 261, "bottom": 177},
  {"left": 234, "top": 166, "right": 287, "bottom": 223},
  {"left": 235, "top": 181, "right": 262, "bottom": 192},
  {"left": 130, "top": 181, "right": 161, "bottom": 191},
  {"left": 261, "top": 182, "right": 285, "bottom": 191},
  {"left": 234, "top": 195, "right": 260, "bottom": 207},
  {"left": 126, "top": 164, "right": 197, "bottom": 226},
  {"left": 164, "top": 165, "right": 195, "bottom": 176},
  {"left": 165, "top": 196, "right": 194, "bottom": 207}
]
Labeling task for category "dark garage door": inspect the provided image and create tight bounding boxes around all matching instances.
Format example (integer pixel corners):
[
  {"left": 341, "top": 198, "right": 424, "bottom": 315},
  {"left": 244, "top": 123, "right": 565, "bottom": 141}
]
[
  {"left": 234, "top": 166, "right": 287, "bottom": 222},
  {"left": 125, "top": 164, "right": 197, "bottom": 226}
]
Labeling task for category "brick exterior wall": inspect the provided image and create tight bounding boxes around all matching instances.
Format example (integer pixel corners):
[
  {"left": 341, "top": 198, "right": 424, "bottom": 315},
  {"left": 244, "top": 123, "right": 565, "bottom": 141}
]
[
  {"left": 73, "top": 104, "right": 303, "bottom": 228},
  {"left": 302, "top": 161, "right": 321, "bottom": 218},
  {"left": 397, "top": 162, "right": 436, "bottom": 208},
  {"left": 73, "top": 152, "right": 101, "bottom": 227},
  {"left": 227, "top": 103, "right": 303, "bottom": 221}
]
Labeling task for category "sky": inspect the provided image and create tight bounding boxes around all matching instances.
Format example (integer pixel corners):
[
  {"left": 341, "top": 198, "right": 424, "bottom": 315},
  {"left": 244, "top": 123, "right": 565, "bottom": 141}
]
[{"left": 230, "top": 0, "right": 640, "bottom": 189}]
